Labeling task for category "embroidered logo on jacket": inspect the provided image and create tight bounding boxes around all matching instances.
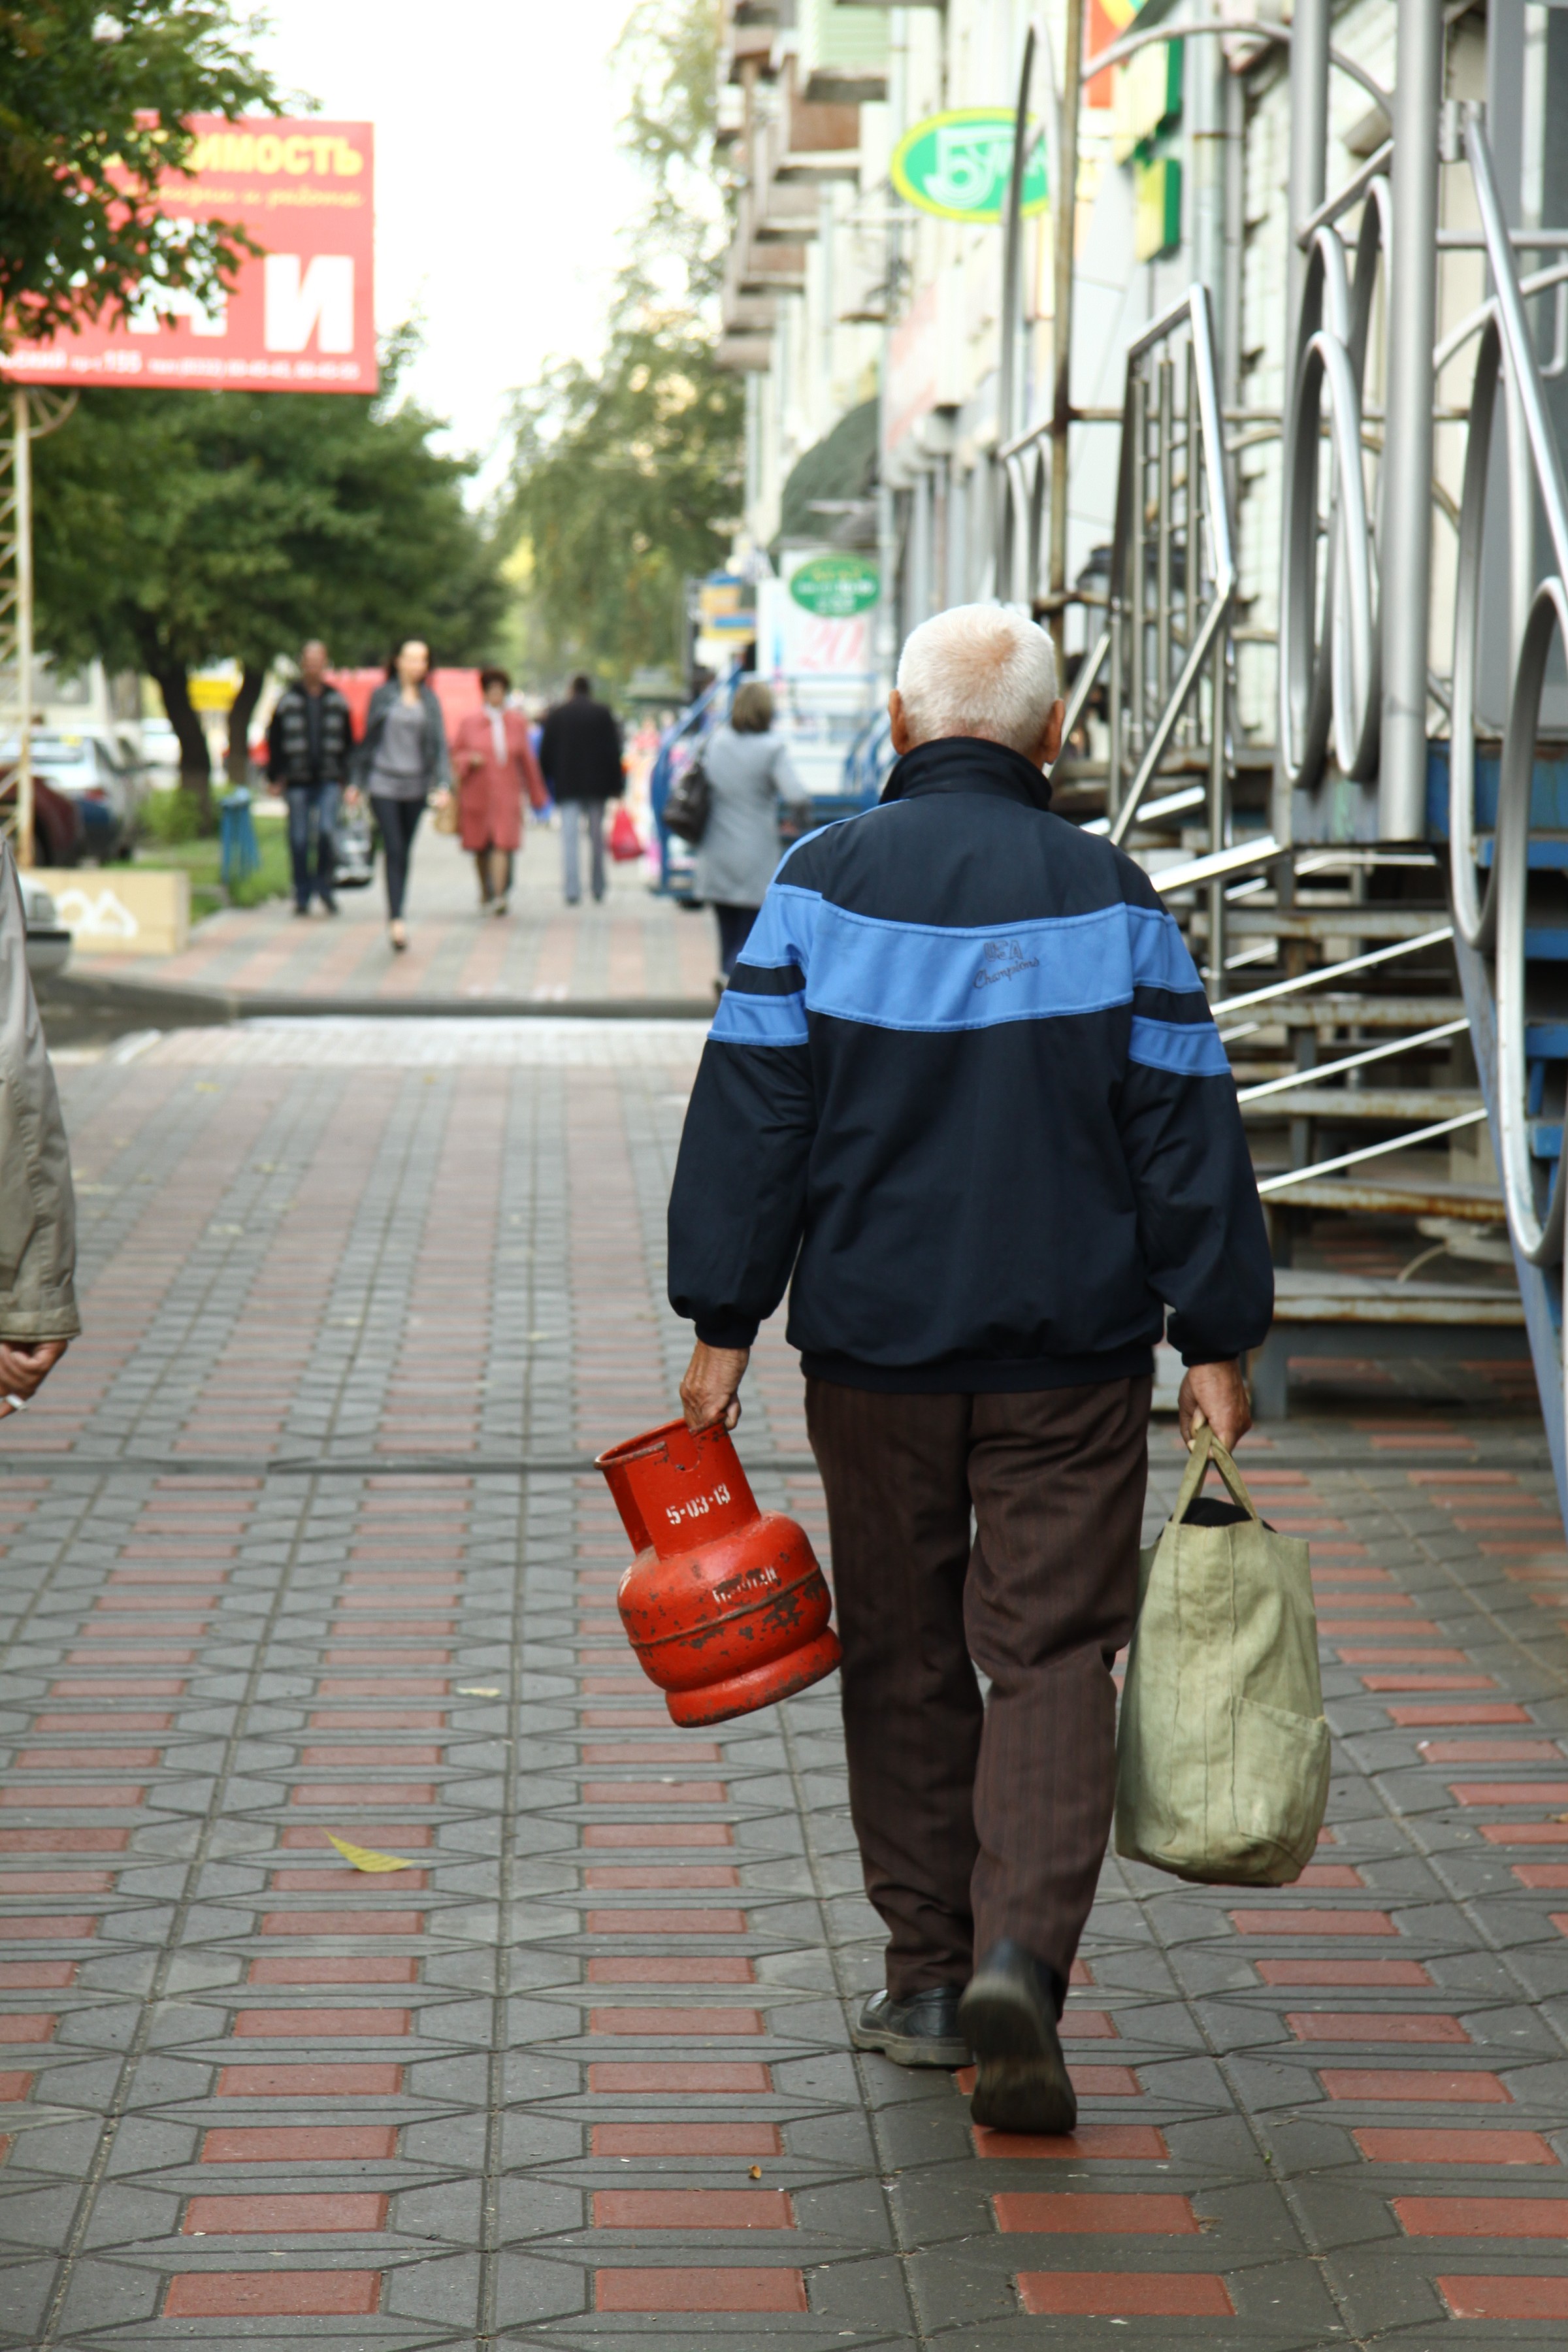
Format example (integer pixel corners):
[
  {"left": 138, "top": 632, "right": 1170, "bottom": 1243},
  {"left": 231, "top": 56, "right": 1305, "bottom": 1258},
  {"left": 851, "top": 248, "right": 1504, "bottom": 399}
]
[{"left": 973, "top": 939, "right": 1040, "bottom": 988}]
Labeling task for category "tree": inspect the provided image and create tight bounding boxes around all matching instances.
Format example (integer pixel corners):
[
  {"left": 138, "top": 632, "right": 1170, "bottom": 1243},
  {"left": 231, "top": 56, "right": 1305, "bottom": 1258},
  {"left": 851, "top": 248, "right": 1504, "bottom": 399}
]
[
  {"left": 32, "top": 346, "right": 506, "bottom": 793},
  {"left": 0, "top": 0, "right": 278, "bottom": 346},
  {"left": 500, "top": 0, "right": 742, "bottom": 696},
  {"left": 506, "top": 323, "right": 742, "bottom": 691}
]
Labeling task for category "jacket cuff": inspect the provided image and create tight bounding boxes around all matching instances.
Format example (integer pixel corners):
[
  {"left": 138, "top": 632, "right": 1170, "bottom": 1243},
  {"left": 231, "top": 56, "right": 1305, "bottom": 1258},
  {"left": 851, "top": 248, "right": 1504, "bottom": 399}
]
[
  {"left": 694, "top": 1318, "right": 759, "bottom": 1352},
  {"left": 0, "top": 1299, "right": 82, "bottom": 1344}
]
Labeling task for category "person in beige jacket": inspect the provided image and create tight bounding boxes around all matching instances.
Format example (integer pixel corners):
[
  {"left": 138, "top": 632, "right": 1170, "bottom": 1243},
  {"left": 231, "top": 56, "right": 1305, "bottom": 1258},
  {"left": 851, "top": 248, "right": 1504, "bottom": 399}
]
[{"left": 0, "top": 837, "right": 78, "bottom": 1418}]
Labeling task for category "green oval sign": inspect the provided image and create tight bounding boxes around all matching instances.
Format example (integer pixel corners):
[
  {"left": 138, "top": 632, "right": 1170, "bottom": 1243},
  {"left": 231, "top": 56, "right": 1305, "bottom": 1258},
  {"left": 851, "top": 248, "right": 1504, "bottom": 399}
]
[
  {"left": 891, "top": 108, "right": 1048, "bottom": 225},
  {"left": 789, "top": 555, "right": 880, "bottom": 617}
]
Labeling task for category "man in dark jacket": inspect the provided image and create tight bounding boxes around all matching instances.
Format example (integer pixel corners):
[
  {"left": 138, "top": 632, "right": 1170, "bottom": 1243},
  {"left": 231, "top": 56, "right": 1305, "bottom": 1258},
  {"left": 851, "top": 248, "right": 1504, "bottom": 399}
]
[
  {"left": 666, "top": 604, "right": 1272, "bottom": 2138},
  {"left": 266, "top": 641, "right": 354, "bottom": 915},
  {"left": 538, "top": 674, "right": 623, "bottom": 905}
]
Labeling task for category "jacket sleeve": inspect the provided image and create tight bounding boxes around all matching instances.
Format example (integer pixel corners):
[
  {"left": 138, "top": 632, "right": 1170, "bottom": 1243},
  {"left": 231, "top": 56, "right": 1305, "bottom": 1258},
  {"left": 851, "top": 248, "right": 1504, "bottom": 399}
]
[
  {"left": 1113, "top": 896, "right": 1273, "bottom": 1365},
  {"left": 265, "top": 701, "right": 284, "bottom": 781},
  {"left": 667, "top": 876, "right": 821, "bottom": 1348},
  {"left": 0, "top": 843, "right": 81, "bottom": 1343},
  {"left": 538, "top": 711, "right": 559, "bottom": 787}
]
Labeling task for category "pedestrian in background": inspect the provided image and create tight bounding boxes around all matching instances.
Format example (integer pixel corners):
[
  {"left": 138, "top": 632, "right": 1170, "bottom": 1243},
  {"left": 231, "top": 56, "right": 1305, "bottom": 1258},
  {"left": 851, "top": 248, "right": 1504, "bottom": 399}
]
[
  {"left": 693, "top": 680, "right": 804, "bottom": 985},
  {"left": 357, "top": 638, "right": 451, "bottom": 952},
  {"left": 265, "top": 639, "right": 353, "bottom": 917},
  {"left": 539, "top": 673, "right": 623, "bottom": 906},
  {"left": 450, "top": 666, "right": 545, "bottom": 917},
  {"left": 0, "top": 837, "right": 78, "bottom": 1423}
]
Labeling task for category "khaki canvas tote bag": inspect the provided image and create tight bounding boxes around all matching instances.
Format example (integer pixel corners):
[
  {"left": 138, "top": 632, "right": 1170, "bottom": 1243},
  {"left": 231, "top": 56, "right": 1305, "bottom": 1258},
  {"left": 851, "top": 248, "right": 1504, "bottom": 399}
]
[{"left": 1114, "top": 1424, "right": 1331, "bottom": 1886}]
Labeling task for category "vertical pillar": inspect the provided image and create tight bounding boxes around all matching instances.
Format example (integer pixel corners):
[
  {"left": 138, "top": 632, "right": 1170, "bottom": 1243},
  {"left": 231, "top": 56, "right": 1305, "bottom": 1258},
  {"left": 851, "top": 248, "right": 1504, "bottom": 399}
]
[
  {"left": 1380, "top": 0, "right": 1444, "bottom": 840},
  {"left": 1188, "top": 5, "right": 1228, "bottom": 359},
  {"left": 1049, "top": 0, "right": 1085, "bottom": 669},
  {"left": 1284, "top": 0, "right": 1331, "bottom": 393},
  {"left": 12, "top": 389, "right": 32, "bottom": 872}
]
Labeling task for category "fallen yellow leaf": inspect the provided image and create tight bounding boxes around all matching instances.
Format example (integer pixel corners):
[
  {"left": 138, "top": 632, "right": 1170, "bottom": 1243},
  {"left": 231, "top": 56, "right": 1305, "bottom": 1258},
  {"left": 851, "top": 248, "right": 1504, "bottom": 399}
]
[
  {"left": 327, "top": 1835, "right": 417, "bottom": 1873},
  {"left": 457, "top": 1685, "right": 501, "bottom": 1698}
]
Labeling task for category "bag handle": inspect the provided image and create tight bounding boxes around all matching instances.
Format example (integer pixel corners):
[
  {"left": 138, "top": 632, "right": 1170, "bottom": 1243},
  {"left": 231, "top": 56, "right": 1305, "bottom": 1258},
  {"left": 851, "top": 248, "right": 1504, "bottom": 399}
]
[{"left": 1173, "top": 1420, "right": 1264, "bottom": 1525}]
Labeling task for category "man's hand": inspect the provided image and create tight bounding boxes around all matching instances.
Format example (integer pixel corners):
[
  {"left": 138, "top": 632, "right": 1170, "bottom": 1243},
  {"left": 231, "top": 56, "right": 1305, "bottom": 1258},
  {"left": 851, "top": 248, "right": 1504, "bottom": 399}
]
[
  {"left": 680, "top": 1342, "right": 750, "bottom": 1432},
  {"left": 0, "top": 1339, "right": 69, "bottom": 1418},
  {"left": 1178, "top": 1358, "right": 1252, "bottom": 1452}
]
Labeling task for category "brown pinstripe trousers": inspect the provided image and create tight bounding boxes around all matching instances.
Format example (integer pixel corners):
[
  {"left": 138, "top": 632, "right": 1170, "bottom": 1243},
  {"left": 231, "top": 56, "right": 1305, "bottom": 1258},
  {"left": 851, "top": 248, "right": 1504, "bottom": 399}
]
[{"left": 805, "top": 1375, "right": 1152, "bottom": 2001}]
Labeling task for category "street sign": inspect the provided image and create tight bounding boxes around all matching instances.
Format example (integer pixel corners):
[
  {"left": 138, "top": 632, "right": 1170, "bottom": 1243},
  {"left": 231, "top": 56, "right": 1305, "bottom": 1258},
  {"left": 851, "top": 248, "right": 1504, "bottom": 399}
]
[
  {"left": 788, "top": 553, "right": 880, "bottom": 617},
  {"left": 1, "top": 118, "right": 376, "bottom": 395},
  {"left": 890, "top": 108, "right": 1048, "bottom": 225}
]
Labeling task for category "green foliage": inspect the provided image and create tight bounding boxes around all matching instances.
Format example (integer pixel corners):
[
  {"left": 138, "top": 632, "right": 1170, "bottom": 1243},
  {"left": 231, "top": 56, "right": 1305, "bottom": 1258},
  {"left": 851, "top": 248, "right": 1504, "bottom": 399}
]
[
  {"left": 31, "top": 342, "right": 506, "bottom": 781},
  {"left": 141, "top": 784, "right": 209, "bottom": 844},
  {"left": 35, "top": 351, "right": 503, "bottom": 677},
  {"left": 506, "top": 324, "right": 742, "bottom": 690},
  {"left": 500, "top": 0, "right": 742, "bottom": 696},
  {"left": 137, "top": 810, "right": 290, "bottom": 916},
  {"left": 0, "top": 0, "right": 278, "bottom": 345}
]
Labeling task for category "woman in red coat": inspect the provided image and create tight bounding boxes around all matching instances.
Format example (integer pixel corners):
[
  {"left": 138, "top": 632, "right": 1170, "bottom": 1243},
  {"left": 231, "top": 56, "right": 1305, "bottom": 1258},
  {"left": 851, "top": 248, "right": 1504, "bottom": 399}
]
[{"left": 449, "top": 666, "right": 546, "bottom": 915}]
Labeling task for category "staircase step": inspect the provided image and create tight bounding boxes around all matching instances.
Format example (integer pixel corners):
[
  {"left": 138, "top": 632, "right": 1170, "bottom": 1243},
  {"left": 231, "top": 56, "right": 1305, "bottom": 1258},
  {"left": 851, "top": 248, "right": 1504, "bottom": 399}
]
[
  {"left": 1192, "top": 908, "right": 1448, "bottom": 941},
  {"left": 1240, "top": 1089, "right": 1482, "bottom": 1122},
  {"left": 1233, "top": 995, "right": 1465, "bottom": 1030}
]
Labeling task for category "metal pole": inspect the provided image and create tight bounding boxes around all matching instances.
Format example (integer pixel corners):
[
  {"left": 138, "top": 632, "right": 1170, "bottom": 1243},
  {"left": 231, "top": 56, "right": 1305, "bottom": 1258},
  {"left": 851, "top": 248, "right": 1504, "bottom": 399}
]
[
  {"left": 13, "top": 389, "right": 33, "bottom": 872},
  {"left": 998, "top": 28, "right": 1036, "bottom": 478},
  {"left": 1284, "top": 0, "right": 1331, "bottom": 394},
  {"left": 1188, "top": 0, "right": 1228, "bottom": 355},
  {"left": 1380, "top": 0, "right": 1445, "bottom": 840},
  {"left": 1049, "top": 0, "right": 1085, "bottom": 671}
]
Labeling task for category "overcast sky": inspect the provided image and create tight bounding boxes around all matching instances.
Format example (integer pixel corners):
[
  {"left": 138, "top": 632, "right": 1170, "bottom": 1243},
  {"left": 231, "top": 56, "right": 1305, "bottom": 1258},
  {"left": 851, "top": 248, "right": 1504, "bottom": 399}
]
[{"left": 255, "top": 0, "right": 644, "bottom": 483}]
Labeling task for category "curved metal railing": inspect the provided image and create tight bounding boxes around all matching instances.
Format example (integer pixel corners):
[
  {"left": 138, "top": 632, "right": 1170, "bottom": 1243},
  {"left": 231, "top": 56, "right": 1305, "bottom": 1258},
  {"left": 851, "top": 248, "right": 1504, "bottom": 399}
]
[
  {"left": 1277, "top": 159, "right": 1390, "bottom": 796},
  {"left": 1452, "top": 105, "right": 1568, "bottom": 1273}
]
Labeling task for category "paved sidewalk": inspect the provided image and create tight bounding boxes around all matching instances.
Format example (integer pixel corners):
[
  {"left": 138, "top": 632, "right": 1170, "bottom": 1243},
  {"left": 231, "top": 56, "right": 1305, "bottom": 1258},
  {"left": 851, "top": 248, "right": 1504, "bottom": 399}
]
[
  {"left": 67, "top": 826, "right": 719, "bottom": 1012},
  {"left": 3, "top": 1021, "right": 1568, "bottom": 2344}
]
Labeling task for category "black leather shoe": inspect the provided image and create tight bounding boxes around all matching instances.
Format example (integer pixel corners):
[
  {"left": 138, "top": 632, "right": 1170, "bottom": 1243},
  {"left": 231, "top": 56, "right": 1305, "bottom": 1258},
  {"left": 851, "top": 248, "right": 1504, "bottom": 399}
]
[
  {"left": 851, "top": 1985, "right": 969, "bottom": 2068},
  {"left": 958, "top": 1939, "right": 1076, "bottom": 2134}
]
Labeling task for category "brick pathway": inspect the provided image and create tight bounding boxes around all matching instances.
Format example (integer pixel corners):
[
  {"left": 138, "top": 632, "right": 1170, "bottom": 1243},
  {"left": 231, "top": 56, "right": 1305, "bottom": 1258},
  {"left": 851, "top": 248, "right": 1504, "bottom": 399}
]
[
  {"left": 87, "top": 826, "right": 719, "bottom": 1012},
  {"left": 5, "top": 1019, "right": 1568, "bottom": 2344}
]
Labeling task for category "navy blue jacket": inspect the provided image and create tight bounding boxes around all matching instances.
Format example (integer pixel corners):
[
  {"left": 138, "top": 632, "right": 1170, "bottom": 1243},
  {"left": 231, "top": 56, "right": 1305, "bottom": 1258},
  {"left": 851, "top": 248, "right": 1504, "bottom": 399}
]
[{"left": 667, "top": 735, "right": 1273, "bottom": 1392}]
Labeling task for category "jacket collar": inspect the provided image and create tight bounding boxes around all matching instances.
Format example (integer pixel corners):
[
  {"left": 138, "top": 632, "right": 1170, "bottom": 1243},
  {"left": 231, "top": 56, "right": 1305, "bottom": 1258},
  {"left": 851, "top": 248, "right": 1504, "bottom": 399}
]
[{"left": 879, "top": 733, "right": 1054, "bottom": 811}]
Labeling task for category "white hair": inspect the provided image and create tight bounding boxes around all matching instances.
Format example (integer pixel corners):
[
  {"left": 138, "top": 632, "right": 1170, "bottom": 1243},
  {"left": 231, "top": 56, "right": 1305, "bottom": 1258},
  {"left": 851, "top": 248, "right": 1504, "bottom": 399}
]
[{"left": 895, "top": 604, "right": 1058, "bottom": 755}]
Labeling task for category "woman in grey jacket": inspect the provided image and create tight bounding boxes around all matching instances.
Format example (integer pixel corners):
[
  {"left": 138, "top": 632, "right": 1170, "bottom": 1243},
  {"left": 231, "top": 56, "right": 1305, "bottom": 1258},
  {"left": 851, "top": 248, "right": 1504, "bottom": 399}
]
[
  {"left": 693, "top": 681, "right": 804, "bottom": 982},
  {"left": 355, "top": 639, "right": 452, "bottom": 951}
]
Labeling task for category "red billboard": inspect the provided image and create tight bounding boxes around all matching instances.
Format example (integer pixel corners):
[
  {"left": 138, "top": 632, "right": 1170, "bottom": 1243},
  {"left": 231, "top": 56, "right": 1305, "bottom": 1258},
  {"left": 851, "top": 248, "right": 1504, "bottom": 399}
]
[{"left": 2, "top": 118, "right": 376, "bottom": 395}]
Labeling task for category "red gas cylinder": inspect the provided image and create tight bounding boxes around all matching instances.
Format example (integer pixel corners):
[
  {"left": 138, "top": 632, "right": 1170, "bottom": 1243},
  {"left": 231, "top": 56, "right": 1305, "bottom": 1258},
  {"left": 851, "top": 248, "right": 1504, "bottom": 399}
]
[{"left": 595, "top": 1418, "right": 842, "bottom": 1727}]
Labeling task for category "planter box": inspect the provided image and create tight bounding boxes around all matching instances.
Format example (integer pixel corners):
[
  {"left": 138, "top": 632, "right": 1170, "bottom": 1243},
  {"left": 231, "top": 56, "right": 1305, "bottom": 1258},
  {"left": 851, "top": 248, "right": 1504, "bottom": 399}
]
[{"left": 31, "top": 867, "right": 190, "bottom": 958}]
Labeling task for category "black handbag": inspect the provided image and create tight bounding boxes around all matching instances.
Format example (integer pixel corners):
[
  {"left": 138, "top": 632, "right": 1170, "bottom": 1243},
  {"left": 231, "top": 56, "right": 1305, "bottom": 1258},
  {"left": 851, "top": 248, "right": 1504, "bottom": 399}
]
[{"left": 663, "top": 755, "right": 711, "bottom": 845}]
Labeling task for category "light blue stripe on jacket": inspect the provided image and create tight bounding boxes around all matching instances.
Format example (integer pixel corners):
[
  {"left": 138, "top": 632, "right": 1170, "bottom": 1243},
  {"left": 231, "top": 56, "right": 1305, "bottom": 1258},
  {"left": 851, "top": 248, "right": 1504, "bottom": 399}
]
[{"left": 709, "top": 882, "right": 1226, "bottom": 1062}]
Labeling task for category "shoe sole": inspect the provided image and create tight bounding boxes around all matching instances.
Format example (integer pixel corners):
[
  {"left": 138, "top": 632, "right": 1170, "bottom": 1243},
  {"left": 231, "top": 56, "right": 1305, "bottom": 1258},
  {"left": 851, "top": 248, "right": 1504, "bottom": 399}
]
[
  {"left": 850, "top": 2019, "right": 968, "bottom": 2069},
  {"left": 959, "top": 1977, "right": 1077, "bottom": 2134},
  {"left": 969, "top": 2055, "right": 1077, "bottom": 2136}
]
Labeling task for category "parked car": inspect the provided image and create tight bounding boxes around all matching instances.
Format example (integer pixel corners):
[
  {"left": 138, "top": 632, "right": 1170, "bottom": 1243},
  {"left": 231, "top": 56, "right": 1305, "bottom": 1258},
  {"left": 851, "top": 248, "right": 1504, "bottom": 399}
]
[
  {"left": 19, "top": 874, "right": 71, "bottom": 988},
  {"left": 0, "top": 769, "right": 82, "bottom": 866},
  {"left": 139, "top": 719, "right": 183, "bottom": 791},
  {"left": 3, "top": 729, "right": 143, "bottom": 858}
]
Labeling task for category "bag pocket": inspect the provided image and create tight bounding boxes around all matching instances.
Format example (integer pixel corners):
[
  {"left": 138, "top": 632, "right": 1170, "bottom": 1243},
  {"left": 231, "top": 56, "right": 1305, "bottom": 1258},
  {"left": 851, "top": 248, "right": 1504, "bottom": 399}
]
[{"left": 1224, "top": 1695, "right": 1332, "bottom": 1884}]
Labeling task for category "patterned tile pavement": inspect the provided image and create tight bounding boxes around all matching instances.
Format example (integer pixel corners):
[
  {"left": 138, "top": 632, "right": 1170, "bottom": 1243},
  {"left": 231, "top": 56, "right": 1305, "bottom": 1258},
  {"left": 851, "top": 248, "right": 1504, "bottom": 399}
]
[
  {"left": 75, "top": 824, "right": 719, "bottom": 1010},
  {"left": 3, "top": 1017, "right": 1568, "bottom": 2344}
]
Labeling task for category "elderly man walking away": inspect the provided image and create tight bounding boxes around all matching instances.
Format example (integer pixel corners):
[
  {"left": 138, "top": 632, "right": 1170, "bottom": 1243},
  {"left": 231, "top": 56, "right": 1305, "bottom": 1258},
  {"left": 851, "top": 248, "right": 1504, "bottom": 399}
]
[
  {"left": 266, "top": 640, "right": 354, "bottom": 917},
  {"left": 666, "top": 604, "right": 1272, "bottom": 2136},
  {"left": 539, "top": 674, "right": 624, "bottom": 906}
]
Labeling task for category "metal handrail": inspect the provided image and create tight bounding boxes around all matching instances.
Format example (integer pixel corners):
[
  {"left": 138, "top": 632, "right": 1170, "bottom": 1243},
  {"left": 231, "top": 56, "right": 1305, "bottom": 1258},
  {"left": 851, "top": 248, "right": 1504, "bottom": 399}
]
[
  {"left": 1237, "top": 1018, "right": 1468, "bottom": 1102},
  {"left": 1454, "top": 106, "right": 1568, "bottom": 1269},
  {"left": 1211, "top": 924, "right": 1456, "bottom": 1021},
  {"left": 1256, "top": 1109, "right": 1488, "bottom": 1198},
  {"left": 1105, "top": 286, "right": 1235, "bottom": 848}
]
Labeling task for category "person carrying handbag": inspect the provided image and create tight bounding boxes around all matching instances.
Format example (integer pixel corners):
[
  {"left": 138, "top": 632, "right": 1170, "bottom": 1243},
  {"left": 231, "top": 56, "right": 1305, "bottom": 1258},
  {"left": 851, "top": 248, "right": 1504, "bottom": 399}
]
[
  {"left": 448, "top": 667, "right": 546, "bottom": 916},
  {"left": 353, "top": 639, "right": 452, "bottom": 951}
]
